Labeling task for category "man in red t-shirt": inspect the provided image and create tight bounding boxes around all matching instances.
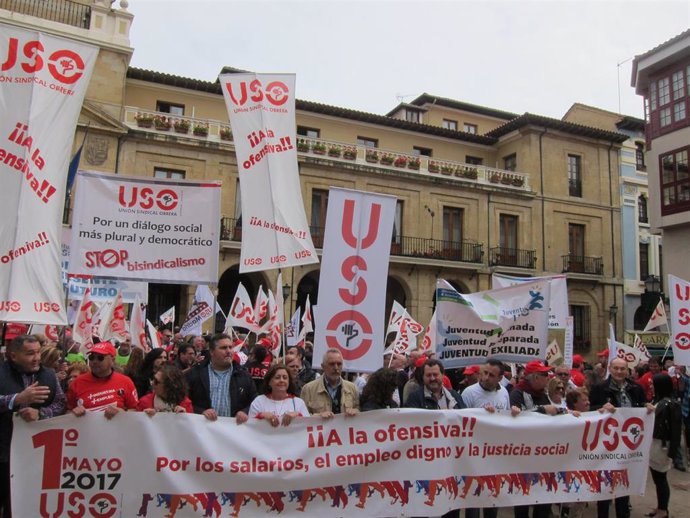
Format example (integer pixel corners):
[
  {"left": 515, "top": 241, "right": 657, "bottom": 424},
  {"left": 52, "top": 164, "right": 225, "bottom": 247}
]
[
  {"left": 67, "top": 341, "right": 138, "bottom": 419},
  {"left": 637, "top": 357, "right": 663, "bottom": 402}
]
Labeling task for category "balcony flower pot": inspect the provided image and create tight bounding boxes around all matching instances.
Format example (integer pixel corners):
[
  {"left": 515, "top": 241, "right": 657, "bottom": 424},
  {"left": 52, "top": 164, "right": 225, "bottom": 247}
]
[
  {"left": 328, "top": 145, "right": 342, "bottom": 158},
  {"left": 500, "top": 175, "right": 512, "bottom": 185},
  {"left": 462, "top": 167, "right": 478, "bottom": 180},
  {"left": 220, "top": 127, "right": 232, "bottom": 141},
  {"left": 408, "top": 158, "right": 420, "bottom": 170},
  {"left": 153, "top": 116, "right": 171, "bottom": 131},
  {"left": 173, "top": 119, "right": 190, "bottom": 134},
  {"left": 343, "top": 147, "right": 357, "bottom": 160},
  {"left": 394, "top": 156, "right": 407, "bottom": 168},
  {"left": 365, "top": 151, "right": 379, "bottom": 163},
  {"left": 193, "top": 124, "right": 209, "bottom": 137},
  {"left": 135, "top": 113, "right": 154, "bottom": 128},
  {"left": 440, "top": 165, "right": 454, "bottom": 175},
  {"left": 297, "top": 140, "right": 310, "bottom": 152},
  {"left": 428, "top": 161, "right": 440, "bottom": 173},
  {"left": 489, "top": 173, "right": 501, "bottom": 183},
  {"left": 511, "top": 177, "right": 524, "bottom": 187},
  {"left": 312, "top": 143, "right": 326, "bottom": 155},
  {"left": 380, "top": 153, "right": 394, "bottom": 165}
]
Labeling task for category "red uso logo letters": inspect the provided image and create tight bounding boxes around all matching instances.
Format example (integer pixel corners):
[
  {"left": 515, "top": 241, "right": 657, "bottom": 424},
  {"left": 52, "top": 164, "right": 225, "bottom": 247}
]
[
  {"left": 224, "top": 79, "right": 289, "bottom": 107},
  {"left": 581, "top": 416, "right": 645, "bottom": 452},
  {"left": 33, "top": 302, "right": 62, "bottom": 313},
  {"left": 675, "top": 332, "right": 690, "bottom": 350},
  {"left": 1, "top": 38, "right": 86, "bottom": 84},
  {"left": 325, "top": 199, "right": 382, "bottom": 361},
  {"left": 84, "top": 249, "right": 129, "bottom": 269},
  {"left": 118, "top": 186, "right": 179, "bottom": 211},
  {"left": 0, "top": 300, "right": 22, "bottom": 312}
]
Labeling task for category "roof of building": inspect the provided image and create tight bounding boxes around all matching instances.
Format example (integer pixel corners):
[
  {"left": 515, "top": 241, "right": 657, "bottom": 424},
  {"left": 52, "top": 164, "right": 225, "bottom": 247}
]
[
  {"left": 616, "top": 115, "right": 645, "bottom": 132},
  {"left": 631, "top": 29, "right": 690, "bottom": 88},
  {"left": 127, "top": 67, "right": 628, "bottom": 144},
  {"left": 401, "top": 93, "right": 520, "bottom": 120},
  {"left": 633, "top": 28, "right": 690, "bottom": 64},
  {"left": 486, "top": 112, "right": 629, "bottom": 143}
]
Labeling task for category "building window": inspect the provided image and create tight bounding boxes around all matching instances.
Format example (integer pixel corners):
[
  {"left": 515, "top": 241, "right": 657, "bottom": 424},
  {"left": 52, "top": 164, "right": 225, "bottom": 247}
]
[
  {"left": 658, "top": 77, "right": 670, "bottom": 106},
  {"left": 442, "top": 207, "right": 463, "bottom": 244},
  {"left": 568, "top": 223, "right": 585, "bottom": 272},
  {"left": 636, "top": 142, "right": 646, "bottom": 170},
  {"left": 504, "top": 154, "right": 517, "bottom": 171},
  {"left": 156, "top": 101, "right": 184, "bottom": 115},
  {"left": 311, "top": 189, "right": 329, "bottom": 247},
  {"left": 153, "top": 167, "right": 185, "bottom": 179},
  {"left": 674, "top": 102, "right": 686, "bottom": 122},
  {"left": 356, "top": 136, "right": 378, "bottom": 148},
  {"left": 650, "top": 81, "right": 657, "bottom": 111},
  {"left": 638, "top": 194, "right": 648, "bottom": 224},
  {"left": 499, "top": 214, "right": 518, "bottom": 266},
  {"left": 465, "top": 156, "right": 483, "bottom": 165},
  {"left": 659, "top": 147, "right": 690, "bottom": 215},
  {"left": 442, "top": 119, "right": 458, "bottom": 131},
  {"left": 672, "top": 71, "right": 684, "bottom": 100},
  {"left": 392, "top": 201, "right": 403, "bottom": 245},
  {"left": 660, "top": 107, "right": 672, "bottom": 127},
  {"left": 297, "top": 126, "right": 320, "bottom": 138},
  {"left": 413, "top": 146, "right": 432, "bottom": 157},
  {"left": 405, "top": 110, "right": 421, "bottom": 123},
  {"left": 639, "top": 242, "right": 649, "bottom": 281},
  {"left": 568, "top": 154, "right": 582, "bottom": 197},
  {"left": 570, "top": 305, "right": 591, "bottom": 352},
  {"left": 463, "top": 123, "right": 478, "bottom": 134}
]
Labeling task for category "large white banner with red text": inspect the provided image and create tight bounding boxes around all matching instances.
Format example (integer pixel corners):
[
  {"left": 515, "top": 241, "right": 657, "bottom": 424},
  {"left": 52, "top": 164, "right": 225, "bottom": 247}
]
[
  {"left": 0, "top": 25, "right": 98, "bottom": 324},
  {"left": 68, "top": 171, "right": 220, "bottom": 284},
  {"left": 12, "top": 409, "right": 652, "bottom": 518},
  {"left": 219, "top": 73, "right": 318, "bottom": 273},
  {"left": 314, "top": 188, "right": 396, "bottom": 372},
  {"left": 669, "top": 274, "right": 690, "bottom": 365},
  {"left": 436, "top": 280, "right": 551, "bottom": 368}
]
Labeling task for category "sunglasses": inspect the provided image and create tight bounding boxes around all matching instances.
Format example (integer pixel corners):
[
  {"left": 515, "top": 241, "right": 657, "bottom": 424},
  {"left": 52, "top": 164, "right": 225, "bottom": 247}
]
[{"left": 89, "top": 354, "right": 107, "bottom": 362}]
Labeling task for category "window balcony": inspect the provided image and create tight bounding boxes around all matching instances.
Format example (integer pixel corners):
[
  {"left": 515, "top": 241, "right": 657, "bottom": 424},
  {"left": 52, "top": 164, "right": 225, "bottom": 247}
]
[
  {"left": 561, "top": 254, "right": 603, "bottom": 275},
  {"left": 124, "top": 107, "right": 232, "bottom": 143},
  {"left": 221, "top": 218, "right": 484, "bottom": 264},
  {"left": 0, "top": 0, "right": 90, "bottom": 28},
  {"left": 489, "top": 247, "right": 537, "bottom": 269}
]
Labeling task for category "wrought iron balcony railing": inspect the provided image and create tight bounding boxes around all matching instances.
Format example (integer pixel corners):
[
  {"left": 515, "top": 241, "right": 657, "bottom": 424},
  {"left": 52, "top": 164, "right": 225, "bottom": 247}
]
[
  {"left": 562, "top": 254, "right": 603, "bottom": 275},
  {"left": 489, "top": 247, "right": 537, "bottom": 269},
  {"left": 0, "top": 0, "right": 90, "bottom": 28},
  {"left": 221, "top": 218, "right": 484, "bottom": 264}
]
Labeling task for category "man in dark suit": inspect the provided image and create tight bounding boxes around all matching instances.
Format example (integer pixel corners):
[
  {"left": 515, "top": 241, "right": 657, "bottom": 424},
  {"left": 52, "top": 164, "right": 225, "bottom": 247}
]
[{"left": 186, "top": 333, "right": 256, "bottom": 423}]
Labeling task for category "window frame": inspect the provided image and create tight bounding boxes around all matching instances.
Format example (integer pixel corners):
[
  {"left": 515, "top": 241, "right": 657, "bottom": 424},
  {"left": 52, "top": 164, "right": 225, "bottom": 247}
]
[
  {"left": 568, "top": 154, "right": 582, "bottom": 197},
  {"left": 442, "top": 119, "right": 458, "bottom": 131},
  {"left": 413, "top": 146, "right": 433, "bottom": 157},
  {"left": 153, "top": 167, "right": 185, "bottom": 180},
  {"left": 659, "top": 145, "right": 690, "bottom": 215},
  {"left": 297, "top": 126, "right": 320, "bottom": 138},
  {"left": 156, "top": 101, "right": 185, "bottom": 116},
  {"left": 463, "top": 123, "right": 478, "bottom": 134},
  {"left": 503, "top": 153, "right": 517, "bottom": 172},
  {"left": 356, "top": 136, "right": 378, "bottom": 148}
]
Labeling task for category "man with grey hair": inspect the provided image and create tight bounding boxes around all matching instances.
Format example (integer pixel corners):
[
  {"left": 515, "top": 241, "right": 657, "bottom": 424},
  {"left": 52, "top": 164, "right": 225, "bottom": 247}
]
[{"left": 300, "top": 348, "right": 359, "bottom": 417}]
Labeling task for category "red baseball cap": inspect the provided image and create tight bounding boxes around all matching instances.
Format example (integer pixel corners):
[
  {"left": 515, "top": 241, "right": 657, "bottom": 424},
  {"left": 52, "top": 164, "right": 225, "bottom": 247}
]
[
  {"left": 524, "top": 360, "right": 552, "bottom": 375},
  {"left": 463, "top": 365, "right": 481, "bottom": 376},
  {"left": 597, "top": 348, "right": 609, "bottom": 358},
  {"left": 572, "top": 354, "right": 585, "bottom": 367},
  {"left": 90, "top": 341, "right": 116, "bottom": 357}
]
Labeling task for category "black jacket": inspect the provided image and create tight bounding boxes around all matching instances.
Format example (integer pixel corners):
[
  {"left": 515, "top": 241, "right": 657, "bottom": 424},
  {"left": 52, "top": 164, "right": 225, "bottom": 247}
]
[
  {"left": 404, "top": 386, "right": 466, "bottom": 410},
  {"left": 0, "top": 362, "right": 59, "bottom": 461},
  {"left": 589, "top": 377, "right": 646, "bottom": 410},
  {"left": 186, "top": 361, "right": 256, "bottom": 417}
]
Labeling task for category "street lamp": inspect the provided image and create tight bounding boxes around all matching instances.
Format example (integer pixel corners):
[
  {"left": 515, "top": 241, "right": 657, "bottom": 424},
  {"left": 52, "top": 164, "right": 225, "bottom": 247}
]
[
  {"left": 644, "top": 275, "right": 661, "bottom": 294},
  {"left": 282, "top": 283, "right": 291, "bottom": 301},
  {"left": 608, "top": 304, "right": 618, "bottom": 320}
]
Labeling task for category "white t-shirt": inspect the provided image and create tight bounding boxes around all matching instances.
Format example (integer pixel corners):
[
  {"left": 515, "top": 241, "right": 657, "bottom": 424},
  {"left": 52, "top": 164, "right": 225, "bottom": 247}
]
[
  {"left": 461, "top": 382, "right": 511, "bottom": 410},
  {"left": 249, "top": 394, "right": 310, "bottom": 418}
]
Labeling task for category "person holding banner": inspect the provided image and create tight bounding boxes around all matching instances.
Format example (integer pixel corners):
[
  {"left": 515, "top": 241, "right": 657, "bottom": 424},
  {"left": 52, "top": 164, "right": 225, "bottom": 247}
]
[
  {"left": 1, "top": 334, "right": 66, "bottom": 518},
  {"left": 300, "top": 348, "right": 359, "bottom": 418},
  {"left": 137, "top": 365, "right": 193, "bottom": 415},
  {"left": 405, "top": 359, "right": 466, "bottom": 411},
  {"left": 186, "top": 334, "right": 256, "bottom": 423},
  {"left": 248, "top": 364, "right": 309, "bottom": 426}
]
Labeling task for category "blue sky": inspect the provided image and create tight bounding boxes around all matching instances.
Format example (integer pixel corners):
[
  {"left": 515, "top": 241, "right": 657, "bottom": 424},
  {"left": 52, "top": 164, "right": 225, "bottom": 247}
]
[{"left": 128, "top": 0, "right": 690, "bottom": 120}]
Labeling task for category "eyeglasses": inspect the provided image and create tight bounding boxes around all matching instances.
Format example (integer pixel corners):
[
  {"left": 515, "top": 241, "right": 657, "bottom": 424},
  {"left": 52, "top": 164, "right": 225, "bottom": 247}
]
[{"left": 89, "top": 354, "right": 107, "bottom": 362}]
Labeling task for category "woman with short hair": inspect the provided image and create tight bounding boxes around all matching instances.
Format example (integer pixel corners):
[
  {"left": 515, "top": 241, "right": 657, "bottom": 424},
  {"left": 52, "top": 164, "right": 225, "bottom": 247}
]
[{"left": 248, "top": 364, "right": 309, "bottom": 426}]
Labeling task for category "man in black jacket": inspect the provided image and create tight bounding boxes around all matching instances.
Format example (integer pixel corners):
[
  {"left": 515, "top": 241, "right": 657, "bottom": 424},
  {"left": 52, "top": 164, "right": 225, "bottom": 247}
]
[
  {"left": 186, "top": 333, "right": 256, "bottom": 423},
  {"left": 0, "top": 334, "right": 65, "bottom": 518},
  {"left": 404, "top": 359, "right": 465, "bottom": 410},
  {"left": 589, "top": 357, "right": 648, "bottom": 518}
]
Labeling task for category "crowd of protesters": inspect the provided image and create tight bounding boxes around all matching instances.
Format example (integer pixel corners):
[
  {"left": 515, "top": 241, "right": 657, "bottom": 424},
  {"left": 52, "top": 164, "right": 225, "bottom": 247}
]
[{"left": 0, "top": 326, "right": 688, "bottom": 518}]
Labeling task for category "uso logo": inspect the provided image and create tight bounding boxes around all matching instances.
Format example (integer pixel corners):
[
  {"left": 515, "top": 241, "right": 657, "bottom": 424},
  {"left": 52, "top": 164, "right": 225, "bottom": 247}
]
[
  {"left": 1, "top": 38, "right": 86, "bottom": 84},
  {"left": 581, "top": 416, "right": 645, "bottom": 452},
  {"left": 224, "top": 79, "right": 289, "bottom": 107},
  {"left": 118, "top": 186, "right": 179, "bottom": 211}
]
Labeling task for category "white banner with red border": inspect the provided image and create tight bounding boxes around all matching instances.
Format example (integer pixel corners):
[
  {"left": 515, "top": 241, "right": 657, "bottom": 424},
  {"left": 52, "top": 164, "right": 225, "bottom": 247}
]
[
  {"left": 313, "top": 188, "right": 396, "bottom": 372},
  {"left": 68, "top": 171, "right": 220, "bottom": 284},
  {"left": 219, "top": 73, "right": 318, "bottom": 273},
  {"left": 12, "top": 408, "right": 652, "bottom": 517},
  {"left": 669, "top": 274, "right": 690, "bottom": 365},
  {"left": 0, "top": 25, "right": 98, "bottom": 324}
]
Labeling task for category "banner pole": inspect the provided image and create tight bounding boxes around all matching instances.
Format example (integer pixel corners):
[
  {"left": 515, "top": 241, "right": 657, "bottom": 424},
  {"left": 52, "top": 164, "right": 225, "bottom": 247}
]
[{"left": 211, "top": 284, "right": 218, "bottom": 335}]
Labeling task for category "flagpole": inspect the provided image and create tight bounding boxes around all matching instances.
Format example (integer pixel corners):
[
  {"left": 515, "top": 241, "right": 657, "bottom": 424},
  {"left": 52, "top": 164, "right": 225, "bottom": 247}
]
[{"left": 211, "top": 284, "right": 218, "bottom": 335}]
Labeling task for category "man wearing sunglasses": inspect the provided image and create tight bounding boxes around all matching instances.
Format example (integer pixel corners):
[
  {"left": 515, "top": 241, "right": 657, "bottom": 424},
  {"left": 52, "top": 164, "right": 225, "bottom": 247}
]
[{"left": 67, "top": 341, "right": 138, "bottom": 419}]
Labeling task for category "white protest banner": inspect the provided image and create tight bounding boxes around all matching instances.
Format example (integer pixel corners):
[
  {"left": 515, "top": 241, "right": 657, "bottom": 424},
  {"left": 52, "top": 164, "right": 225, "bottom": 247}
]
[
  {"left": 130, "top": 294, "right": 148, "bottom": 352},
  {"left": 286, "top": 307, "right": 301, "bottom": 346},
  {"left": 297, "top": 295, "right": 313, "bottom": 345},
  {"left": 436, "top": 280, "right": 550, "bottom": 368},
  {"left": 227, "top": 282, "right": 259, "bottom": 332},
  {"left": 28, "top": 324, "right": 60, "bottom": 342},
  {"left": 610, "top": 338, "right": 645, "bottom": 368},
  {"left": 68, "top": 171, "right": 220, "bottom": 284},
  {"left": 314, "top": 188, "right": 396, "bottom": 372},
  {"left": 12, "top": 408, "right": 652, "bottom": 518},
  {"left": 644, "top": 298, "right": 668, "bottom": 332},
  {"left": 146, "top": 319, "right": 161, "bottom": 349},
  {"left": 72, "top": 288, "right": 94, "bottom": 354},
  {"left": 492, "top": 273, "right": 568, "bottom": 328},
  {"left": 0, "top": 26, "right": 98, "bottom": 324},
  {"left": 386, "top": 300, "right": 406, "bottom": 335},
  {"left": 564, "top": 316, "right": 574, "bottom": 368},
  {"left": 669, "top": 274, "right": 690, "bottom": 365},
  {"left": 545, "top": 339, "right": 563, "bottom": 364},
  {"left": 219, "top": 73, "right": 318, "bottom": 273},
  {"left": 61, "top": 226, "right": 148, "bottom": 303},
  {"left": 180, "top": 285, "right": 218, "bottom": 336},
  {"left": 419, "top": 309, "right": 437, "bottom": 354},
  {"left": 385, "top": 307, "right": 423, "bottom": 356},
  {"left": 159, "top": 306, "right": 175, "bottom": 326},
  {"left": 98, "top": 291, "right": 128, "bottom": 342},
  {"left": 632, "top": 334, "right": 651, "bottom": 362}
]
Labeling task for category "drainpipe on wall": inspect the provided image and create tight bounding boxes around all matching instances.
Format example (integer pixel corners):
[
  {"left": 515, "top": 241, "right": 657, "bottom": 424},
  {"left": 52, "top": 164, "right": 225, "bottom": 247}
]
[
  {"left": 539, "top": 128, "right": 547, "bottom": 270},
  {"left": 608, "top": 141, "right": 617, "bottom": 316}
]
